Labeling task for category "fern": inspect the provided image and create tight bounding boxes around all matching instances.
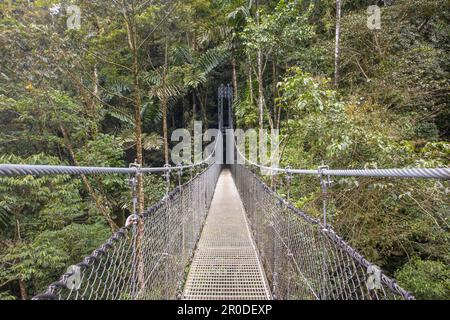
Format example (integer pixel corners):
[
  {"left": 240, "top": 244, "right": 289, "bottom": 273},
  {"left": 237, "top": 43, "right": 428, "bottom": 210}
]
[
  {"left": 196, "top": 25, "right": 233, "bottom": 46},
  {"left": 104, "top": 106, "right": 134, "bottom": 127},
  {"left": 196, "top": 44, "right": 230, "bottom": 75},
  {"left": 227, "top": 5, "right": 251, "bottom": 21},
  {"left": 172, "top": 45, "right": 194, "bottom": 64},
  {"left": 0, "top": 207, "right": 12, "bottom": 230}
]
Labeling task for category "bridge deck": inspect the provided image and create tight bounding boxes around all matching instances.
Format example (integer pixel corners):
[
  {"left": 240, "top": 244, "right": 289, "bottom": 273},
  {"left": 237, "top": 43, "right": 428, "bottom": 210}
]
[{"left": 182, "top": 169, "right": 271, "bottom": 300}]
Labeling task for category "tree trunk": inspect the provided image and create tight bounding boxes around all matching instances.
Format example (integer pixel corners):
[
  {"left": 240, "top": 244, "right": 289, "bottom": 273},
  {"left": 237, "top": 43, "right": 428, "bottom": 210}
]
[
  {"left": 162, "top": 97, "right": 169, "bottom": 165},
  {"left": 19, "top": 278, "right": 28, "bottom": 300},
  {"left": 231, "top": 55, "right": 238, "bottom": 100},
  {"left": 122, "top": 1, "right": 144, "bottom": 213},
  {"left": 273, "top": 59, "right": 280, "bottom": 130},
  {"left": 91, "top": 64, "right": 100, "bottom": 137},
  {"left": 162, "top": 40, "right": 169, "bottom": 165},
  {"left": 181, "top": 98, "right": 185, "bottom": 128},
  {"left": 196, "top": 89, "right": 208, "bottom": 128},
  {"left": 93, "top": 65, "right": 99, "bottom": 106},
  {"left": 13, "top": 217, "right": 28, "bottom": 300},
  {"left": 59, "top": 123, "right": 118, "bottom": 231},
  {"left": 257, "top": 50, "right": 265, "bottom": 131},
  {"left": 171, "top": 112, "right": 175, "bottom": 129},
  {"left": 132, "top": 52, "right": 144, "bottom": 213},
  {"left": 256, "top": 7, "right": 265, "bottom": 131},
  {"left": 248, "top": 54, "right": 254, "bottom": 106},
  {"left": 334, "top": 0, "right": 342, "bottom": 87},
  {"left": 122, "top": 3, "right": 145, "bottom": 297},
  {"left": 192, "top": 92, "right": 196, "bottom": 123}
]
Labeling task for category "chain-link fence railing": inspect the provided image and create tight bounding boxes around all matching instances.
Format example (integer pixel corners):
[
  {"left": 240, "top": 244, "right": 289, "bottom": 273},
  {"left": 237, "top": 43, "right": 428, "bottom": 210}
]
[
  {"left": 231, "top": 164, "right": 415, "bottom": 300},
  {"left": 33, "top": 164, "right": 221, "bottom": 300}
]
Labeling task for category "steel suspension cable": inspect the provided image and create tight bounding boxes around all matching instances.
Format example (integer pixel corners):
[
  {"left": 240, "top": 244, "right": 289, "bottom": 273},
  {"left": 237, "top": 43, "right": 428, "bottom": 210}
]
[
  {"left": 233, "top": 137, "right": 449, "bottom": 179},
  {"left": 0, "top": 136, "right": 220, "bottom": 177}
]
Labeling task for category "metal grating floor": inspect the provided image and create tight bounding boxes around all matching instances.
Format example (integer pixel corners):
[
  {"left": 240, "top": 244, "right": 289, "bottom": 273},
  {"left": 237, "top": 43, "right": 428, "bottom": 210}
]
[{"left": 182, "top": 169, "right": 271, "bottom": 300}]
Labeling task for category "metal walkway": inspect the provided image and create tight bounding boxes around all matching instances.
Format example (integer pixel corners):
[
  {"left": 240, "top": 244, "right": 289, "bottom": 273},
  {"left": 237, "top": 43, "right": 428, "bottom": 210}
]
[{"left": 182, "top": 169, "right": 272, "bottom": 300}]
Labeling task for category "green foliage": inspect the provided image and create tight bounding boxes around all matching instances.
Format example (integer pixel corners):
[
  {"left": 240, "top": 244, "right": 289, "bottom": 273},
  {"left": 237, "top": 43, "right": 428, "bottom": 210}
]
[
  {"left": 0, "top": 291, "right": 16, "bottom": 300},
  {"left": 0, "top": 153, "right": 114, "bottom": 298},
  {"left": 145, "top": 43, "right": 229, "bottom": 96},
  {"left": 76, "top": 134, "right": 125, "bottom": 167},
  {"left": 274, "top": 68, "right": 449, "bottom": 299},
  {"left": 337, "top": 0, "right": 449, "bottom": 138},
  {"left": 233, "top": 92, "right": 258, "bottom": 127},
  {"left": 396, "top": 258, "right": 450, "bottom": 300},
  {"left": 242, "top": 0, "right": 314, "bottom": 59},
  {"left": 277, "top": 67, "right": 342, "bottom": 113},
  {"left": 0, "top": 154, "right": 84, "bottom": 231},
  {"left": 0, "top": 223, "right": 110, "bottom": 296},
  {"left": 0, "top": 0, "right": 448, "bottom": 300}
]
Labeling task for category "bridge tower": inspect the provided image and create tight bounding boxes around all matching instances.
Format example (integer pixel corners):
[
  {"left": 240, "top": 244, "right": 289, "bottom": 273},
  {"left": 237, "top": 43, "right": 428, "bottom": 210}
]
[
  {"left": 218, "top": 84, "right": 234, "bottom": 163},
  {"left": 218, "top": 83, "right": 233, "bottom": 132}
]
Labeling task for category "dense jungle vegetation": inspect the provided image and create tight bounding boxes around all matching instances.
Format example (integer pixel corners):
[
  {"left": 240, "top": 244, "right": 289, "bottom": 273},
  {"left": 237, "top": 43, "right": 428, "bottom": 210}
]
[{"left": 0, "top": 0, "right": 448, "bottom": 300}]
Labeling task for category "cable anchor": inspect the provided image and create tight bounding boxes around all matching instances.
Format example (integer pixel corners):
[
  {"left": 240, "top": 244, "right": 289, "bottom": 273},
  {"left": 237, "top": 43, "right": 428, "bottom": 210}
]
[{"left": 126, "top": 161, "right": 141, "bottom": 227}]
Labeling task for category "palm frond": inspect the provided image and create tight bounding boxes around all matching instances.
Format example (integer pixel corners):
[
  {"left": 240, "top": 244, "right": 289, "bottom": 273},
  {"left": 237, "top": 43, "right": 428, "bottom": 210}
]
[
  {"left": 196, "top": 25, "right": 233, "bottom": 46},
  {"left": 183, "top": 66, "right": 207, "bottom": 88},
  {"left": 196, "top": 44, "right": 230, "bottom": 75},
  {"left": 117, "top": 130, "right": 163, "bottom": 151},
  {"left": 227, "top": 5, "right": 251, "bottom": 21},
  {"left": 142, "top": 99, "right": 162, "bottom": 124},
  {"left": 142, "top": 133, "right": 163, "bottom": 151},
  {"left": 103, "top": 82, "right": 131, "bottom": 102},
  {"left": 142, "top": 68, "right": 164, "bottom": 86},
  {"left": 105, "top": 106, "right": 134, "bottom": 127},
  {"left": 172, "top": 45, "right": 193, "bottom": 64},
  {"left": 150, "top": 83, "right": 185, "bottom": 101}
]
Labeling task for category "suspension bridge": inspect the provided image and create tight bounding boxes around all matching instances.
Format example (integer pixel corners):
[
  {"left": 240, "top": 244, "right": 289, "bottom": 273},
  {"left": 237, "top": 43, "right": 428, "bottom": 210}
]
[{"left": 0, "top": 85, "right": 448, "bottom": 300}]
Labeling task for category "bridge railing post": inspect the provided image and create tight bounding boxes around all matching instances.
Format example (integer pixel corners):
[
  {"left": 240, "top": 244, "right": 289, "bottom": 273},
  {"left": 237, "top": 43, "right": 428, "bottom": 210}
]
[
  {"left": 285, "top": 166, "right": 292, "bottom": 298},
  {"left": 177, "top": 163, "right": 185, "bottom": 281},
  {"left": 285, "top": 166, "right": 292, "bottom": 202},
  {"left": 318, "top": 166, "right": 333, "bottom": 299},
  {"left": 126, "top": 161, "right": 142, "bottom": 299},
  {"left": 126, "top": 161, "right": 141, "bottom": 227},
  {"left": 177, "top": 164, "right": 183, "bottom": 188},
  {"left": 318, "top": 165, "right": 332, "bottom": 230},
  {"left": 164, "top": 164, "right": 172, "bottom": 194}
]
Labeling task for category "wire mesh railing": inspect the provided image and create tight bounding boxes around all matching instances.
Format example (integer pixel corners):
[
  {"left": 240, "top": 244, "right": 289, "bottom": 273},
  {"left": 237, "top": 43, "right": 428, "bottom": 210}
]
[
  {"left": 231, "top": 164, "right": 416, "bottom": 300},
  {"left": 33, "top": 164, "right": 221, "bottom": 300},
  {"left": 279, "top": 172, "right": 450, "bottom": 254}
]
